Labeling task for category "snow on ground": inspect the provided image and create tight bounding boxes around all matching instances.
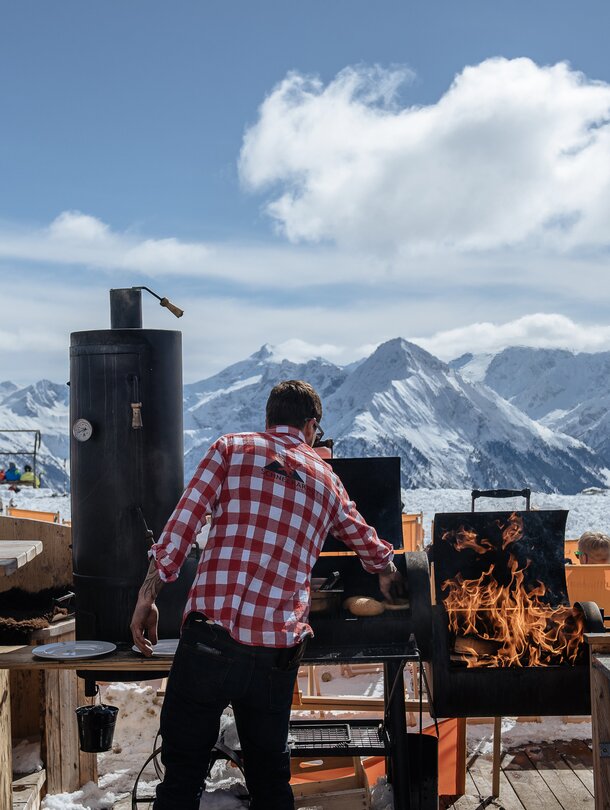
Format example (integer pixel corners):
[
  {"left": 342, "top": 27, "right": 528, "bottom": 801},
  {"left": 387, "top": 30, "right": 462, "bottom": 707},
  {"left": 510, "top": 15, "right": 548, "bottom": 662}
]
[
  {"left": 4, "top": 486, "right": 610, "bottom": 542},
  {"left": 33, "top": 669, "right": 592, "bottom": 809},
  {"left": 0, "top": 486, "right": 70, "bottom": 522}
]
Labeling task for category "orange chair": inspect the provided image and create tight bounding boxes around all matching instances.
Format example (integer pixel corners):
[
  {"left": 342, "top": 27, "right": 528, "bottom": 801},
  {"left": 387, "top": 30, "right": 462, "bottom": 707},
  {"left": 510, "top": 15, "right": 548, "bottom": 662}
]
[
  {"left": 402, "top": 513, "right": 424, "bottom": 552},
  {"left": 565, "top": 538, "right": 580, "bottom": 564},
  {"left": 565, "top": 563, "right": 610, "bottom": 617}
]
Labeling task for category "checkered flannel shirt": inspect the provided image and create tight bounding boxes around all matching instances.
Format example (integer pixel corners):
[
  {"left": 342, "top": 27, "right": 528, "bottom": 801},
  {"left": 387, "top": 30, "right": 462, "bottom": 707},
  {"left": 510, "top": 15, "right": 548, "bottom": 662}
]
[{"left": 150, "top": 425, "right": 394, "bottom": 647}]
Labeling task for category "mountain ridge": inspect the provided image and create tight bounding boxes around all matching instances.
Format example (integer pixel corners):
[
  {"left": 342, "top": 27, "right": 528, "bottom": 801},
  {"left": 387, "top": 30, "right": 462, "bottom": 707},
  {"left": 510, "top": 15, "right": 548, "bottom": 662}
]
[{"left": 2, "top": 340, "right": 609, "bottom": 494}]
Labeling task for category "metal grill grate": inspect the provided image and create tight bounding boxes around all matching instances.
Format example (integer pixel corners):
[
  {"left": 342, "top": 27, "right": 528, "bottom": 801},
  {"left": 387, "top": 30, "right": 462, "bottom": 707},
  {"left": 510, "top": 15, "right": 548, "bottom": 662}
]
[
  {"left": 291, "top": 724, "right": 351, "bottom": 745},
  {"left": 289, "top": 721, "right": 385, "bottom": 754}
]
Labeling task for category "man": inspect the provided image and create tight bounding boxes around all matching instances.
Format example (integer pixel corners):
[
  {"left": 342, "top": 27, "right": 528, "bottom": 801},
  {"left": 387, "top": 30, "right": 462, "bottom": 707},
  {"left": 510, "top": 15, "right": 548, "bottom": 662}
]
[
  {"left": 130, "top": 380, "right": 403, "bottom": 810},
  {"left": 4, "top": 462, "right": 20, "bottom": 482},
  {"left": 577, "top": 531, "right": 610, "bottom": 564}
]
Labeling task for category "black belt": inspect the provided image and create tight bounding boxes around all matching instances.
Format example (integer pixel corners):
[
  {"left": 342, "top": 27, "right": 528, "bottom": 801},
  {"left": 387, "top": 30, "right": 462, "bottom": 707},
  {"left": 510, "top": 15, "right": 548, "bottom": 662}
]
[{"left": 183, "top": 612, "right": 307, "bottom": 670}]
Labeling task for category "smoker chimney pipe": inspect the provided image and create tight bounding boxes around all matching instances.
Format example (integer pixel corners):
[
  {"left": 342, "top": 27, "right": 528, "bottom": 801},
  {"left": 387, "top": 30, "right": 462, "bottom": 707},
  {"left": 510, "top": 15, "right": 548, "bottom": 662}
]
[
  {"left": 110, "top": 288, "right": 143, "bottom": 328},
  {"left": 110, "top": 287, "right": 184, "bottom": 328}
]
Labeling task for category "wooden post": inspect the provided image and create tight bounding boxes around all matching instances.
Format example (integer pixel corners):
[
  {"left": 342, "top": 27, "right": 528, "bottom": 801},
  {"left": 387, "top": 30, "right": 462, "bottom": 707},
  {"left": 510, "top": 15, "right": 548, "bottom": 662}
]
[
  {"left": 455, "top": 717, "right": 467, "bottom": 795},
  {"left": 492, "top": 716, "right": 502, "bottom": 797},
  {"left": 587, "top": 633, "right": 610, "bottom": 810},
  {"left": 0, "top": 669, "right": 12, "bottom": 809}
]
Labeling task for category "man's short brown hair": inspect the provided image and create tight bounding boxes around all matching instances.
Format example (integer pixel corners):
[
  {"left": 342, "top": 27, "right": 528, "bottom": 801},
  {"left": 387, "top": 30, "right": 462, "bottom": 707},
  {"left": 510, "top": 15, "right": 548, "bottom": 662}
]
[
  {"left": 578, "top": 531, "right": 610, "bottom": 563},
  {"left": 266, "top": 380, "right": 322, "bottom": 429}
]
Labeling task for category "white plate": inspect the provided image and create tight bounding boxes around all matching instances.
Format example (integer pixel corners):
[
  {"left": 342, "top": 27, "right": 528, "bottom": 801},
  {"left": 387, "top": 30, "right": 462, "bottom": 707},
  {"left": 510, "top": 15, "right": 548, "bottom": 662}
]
[
  {"left": 32, "top": 641, "right": 117, "bottom": 660},
  {"left": 131, "top": 639, "right": 179, "bottom": 657}
]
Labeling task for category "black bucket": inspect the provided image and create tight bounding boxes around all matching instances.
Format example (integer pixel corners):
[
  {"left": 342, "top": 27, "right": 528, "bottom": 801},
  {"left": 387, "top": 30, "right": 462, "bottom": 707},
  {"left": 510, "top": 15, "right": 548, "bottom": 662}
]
[
  {"left": 75, "top": 703, "right": 119, "bottom": 752},
  {"left": 407, "top": 733, "right": 438, "bottom": 810}
]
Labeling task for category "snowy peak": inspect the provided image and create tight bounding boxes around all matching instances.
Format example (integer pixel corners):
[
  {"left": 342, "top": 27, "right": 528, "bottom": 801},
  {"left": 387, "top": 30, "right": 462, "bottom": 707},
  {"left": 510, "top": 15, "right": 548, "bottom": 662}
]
[
  {"left": 454, "top": 347, "right": 610, "bottom": 468},
  {"left": 2, "top": 380, "right": 69, "bottom": 418},
  {"left": 322, "top": 339, "right": 604, "bottom": 493},
  {"left": 0, "top": 381, "right": 18, "bottom": 398},
  {"left": 449, "top": 352, "right": 495, "bottom": 383}
]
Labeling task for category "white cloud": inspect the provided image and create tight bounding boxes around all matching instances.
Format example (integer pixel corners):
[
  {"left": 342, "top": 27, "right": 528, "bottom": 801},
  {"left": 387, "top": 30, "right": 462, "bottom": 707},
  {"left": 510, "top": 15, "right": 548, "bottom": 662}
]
[
  {"left": 48, "top": 211, "right": 111, "bottom": 242},
  {"left": 0, "top": 211, "right": 213, "bottom": 279},
  {"left": 411, "top": 314, "right": 610, "bottom": 360},
  {"left": 240, "top": 58, "right": 610, "bottom": 253}
]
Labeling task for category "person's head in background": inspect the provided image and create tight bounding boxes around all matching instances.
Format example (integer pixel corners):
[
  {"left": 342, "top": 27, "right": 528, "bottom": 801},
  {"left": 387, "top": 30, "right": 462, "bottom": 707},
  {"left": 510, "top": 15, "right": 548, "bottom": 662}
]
[{"left": 577, "top": 531, "right": 610, "bottom": 564}]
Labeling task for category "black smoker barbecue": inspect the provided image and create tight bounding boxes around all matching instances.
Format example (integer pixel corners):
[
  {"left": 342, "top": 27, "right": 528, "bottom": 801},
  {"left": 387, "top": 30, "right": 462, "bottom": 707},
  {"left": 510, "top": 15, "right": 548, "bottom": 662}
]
[
  {"left": 427, "top": 488, "right": 604, "bottom": 718},
  {"left": 70, "top": 287, "right": 198, "bottom": 685},
  {"left": 297, "top": 456, "right": 435, "bottom": 810}
]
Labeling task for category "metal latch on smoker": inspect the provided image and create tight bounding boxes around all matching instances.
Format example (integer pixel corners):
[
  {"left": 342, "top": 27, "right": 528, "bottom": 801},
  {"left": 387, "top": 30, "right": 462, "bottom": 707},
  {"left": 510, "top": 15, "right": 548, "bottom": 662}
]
[{"left": 600, "top": 742, "right": 610, "bottom": 757}]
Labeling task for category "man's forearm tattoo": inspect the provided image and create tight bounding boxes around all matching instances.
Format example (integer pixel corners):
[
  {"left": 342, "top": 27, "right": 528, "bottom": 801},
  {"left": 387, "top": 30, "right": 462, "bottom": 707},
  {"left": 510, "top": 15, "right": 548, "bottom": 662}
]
[{"left": 140, "top": 559, "right": 164, "bottom": 601}]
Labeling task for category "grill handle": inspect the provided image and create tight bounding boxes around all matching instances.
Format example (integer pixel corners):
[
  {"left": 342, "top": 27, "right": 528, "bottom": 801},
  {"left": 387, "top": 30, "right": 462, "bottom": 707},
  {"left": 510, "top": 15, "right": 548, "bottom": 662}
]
[{"left": 471, "top": 488, "right": 531, "bottom": 512}]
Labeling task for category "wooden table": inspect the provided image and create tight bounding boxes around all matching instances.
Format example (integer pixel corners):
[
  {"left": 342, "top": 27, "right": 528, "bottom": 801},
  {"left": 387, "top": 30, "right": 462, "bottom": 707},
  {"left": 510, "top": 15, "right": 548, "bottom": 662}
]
[
  {"left": 587, "top": 633, "right": 610, "bottom": 810},
  {"left": 0, "top": 645, "right": 173, "bottom": 672},
  {"left": 0, "top": 644, "right": 168, "bottom": 809},
  {"left": 0, "top": 541, "right": 43, "bottom": 576}
]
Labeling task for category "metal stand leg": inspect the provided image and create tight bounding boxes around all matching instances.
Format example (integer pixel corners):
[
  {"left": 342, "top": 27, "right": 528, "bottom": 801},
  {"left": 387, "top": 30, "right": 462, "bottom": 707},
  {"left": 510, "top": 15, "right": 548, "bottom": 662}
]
[{"left": 384, "top": 660, "right": 411, "bottom": 810}]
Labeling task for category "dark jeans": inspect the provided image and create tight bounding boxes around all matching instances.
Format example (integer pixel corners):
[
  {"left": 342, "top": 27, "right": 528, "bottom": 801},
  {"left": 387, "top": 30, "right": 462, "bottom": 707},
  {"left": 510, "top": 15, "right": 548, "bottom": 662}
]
[{"left": 154, "top": 614, "right": 304, "bottom": 810}]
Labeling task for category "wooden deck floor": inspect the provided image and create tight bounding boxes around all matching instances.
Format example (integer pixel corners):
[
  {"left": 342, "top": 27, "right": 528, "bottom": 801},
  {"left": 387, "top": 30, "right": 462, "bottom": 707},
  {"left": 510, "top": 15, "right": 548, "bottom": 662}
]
[{"left": 442, "top": 740, "right": 594, "bottom": 809}]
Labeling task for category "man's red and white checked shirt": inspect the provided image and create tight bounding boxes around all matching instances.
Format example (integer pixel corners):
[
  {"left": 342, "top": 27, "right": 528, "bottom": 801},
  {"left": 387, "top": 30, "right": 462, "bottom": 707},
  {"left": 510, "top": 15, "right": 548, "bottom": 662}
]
[{"left": 151, "top": 426, "right": 393, "bottom": 647}]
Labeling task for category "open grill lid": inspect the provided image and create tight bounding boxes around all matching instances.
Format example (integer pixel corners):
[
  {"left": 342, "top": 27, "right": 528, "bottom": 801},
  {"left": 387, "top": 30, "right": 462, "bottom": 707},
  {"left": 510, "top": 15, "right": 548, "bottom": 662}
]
[{"left": 432, "top": 509, "right": 570, "bottom": 608}]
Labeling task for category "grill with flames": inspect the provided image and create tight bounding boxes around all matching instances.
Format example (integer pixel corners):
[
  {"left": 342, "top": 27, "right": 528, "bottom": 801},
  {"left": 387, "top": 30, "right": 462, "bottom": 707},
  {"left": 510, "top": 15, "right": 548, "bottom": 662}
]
[{"left": 428, "top": 490, "right": 604, "bottom": 717}]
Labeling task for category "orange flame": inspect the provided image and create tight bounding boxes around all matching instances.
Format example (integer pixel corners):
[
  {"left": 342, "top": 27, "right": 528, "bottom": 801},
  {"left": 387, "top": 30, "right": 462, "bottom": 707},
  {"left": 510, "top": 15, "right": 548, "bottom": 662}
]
[
  {"left": 442, "top": 526, "right": 494, "bottom": 554},
  {"left": 500, "top": 512, "right": 524, "bottom": 550},
  {"left": 441, "top": 515, "right": 585, "bottom": 668}
]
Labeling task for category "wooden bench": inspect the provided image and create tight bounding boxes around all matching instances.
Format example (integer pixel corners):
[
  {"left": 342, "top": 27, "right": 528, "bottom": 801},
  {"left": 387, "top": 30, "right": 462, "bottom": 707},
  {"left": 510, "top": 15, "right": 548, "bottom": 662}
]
[{"left": 5, "top": 509, "right": 59, "bottom": 524}]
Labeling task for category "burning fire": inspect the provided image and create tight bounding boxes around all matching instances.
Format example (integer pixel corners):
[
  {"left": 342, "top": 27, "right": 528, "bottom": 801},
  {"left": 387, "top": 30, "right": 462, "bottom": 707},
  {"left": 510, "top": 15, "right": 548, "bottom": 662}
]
[{"left": 441, "top": 513, "right": 585, "bottom": 668}]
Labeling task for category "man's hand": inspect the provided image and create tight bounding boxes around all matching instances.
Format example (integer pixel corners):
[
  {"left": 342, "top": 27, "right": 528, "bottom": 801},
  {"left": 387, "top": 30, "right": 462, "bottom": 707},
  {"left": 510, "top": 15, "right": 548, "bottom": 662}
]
[
  {"left": 378, "top": 561, "right": 407, "bottom": 603},
  {"left": 130, "top": 558, "right": 164, "bottom": 656},
  {"left": 130, "top": 598, "right": 159, "bottom": 657}
]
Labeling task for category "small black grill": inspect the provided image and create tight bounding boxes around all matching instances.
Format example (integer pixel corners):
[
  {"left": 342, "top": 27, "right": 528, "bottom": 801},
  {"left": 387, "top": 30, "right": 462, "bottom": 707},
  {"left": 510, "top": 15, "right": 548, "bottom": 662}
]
[{"left": 290, "top": 457, "right": 434, "bottom": 810}]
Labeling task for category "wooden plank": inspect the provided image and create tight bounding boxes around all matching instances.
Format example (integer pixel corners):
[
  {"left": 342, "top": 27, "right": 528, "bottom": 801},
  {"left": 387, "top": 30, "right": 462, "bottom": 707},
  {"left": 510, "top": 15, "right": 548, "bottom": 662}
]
[
  {"left": 503, "top": 749, "right": 564, "bottom": 809},
  {"left": 492, "top": 716, "right": 502, "bottom": 797},
  {"left": 9, "top": 668, "right": 42, "bottom": 739},
  {"left": 441, "top": 773, "right": 482, "bottom": 809},
  {"left": 77, "top": 676, "right": 97, "bottom": 786},
  {"left": 0, "top": 646, "right": 175, "bottom": 672},
  {"left": 0, "top": 669, "right": 13, "bottom": 810},
  {"left": 559, "top": 739, "right": 595, "bottom": 796},
  {"left": 58, "top": 668, "right": 80, "bottom": 792},
  {"left": 522, "top": 742, "right": 594, "bottom": 808},
  {"left": 12, "top": 769, "right": 45, "bottom": 810},
  {"left": 455, "top": 717, "right": 467, "bottom": 796},
  {"left": 30, "top": 618, "right": 76, "bottom": 641},
  {"left": 467, "top": 751, "right": 525, "bottom": 810},
  {"left": 39, "top": 625, "right": 88, "bottom": 794},
  {"left": 42, "top": 667, "right": 62, "bottom": 795},
  {"left": 0, "top": 541, "right": 43, "bottom": 576},
  {"left": 0, "top": 517, "right": 71, "bottom": 593},
  {"left": 592, "top": 654, "right": 610, "bottom": 809}
]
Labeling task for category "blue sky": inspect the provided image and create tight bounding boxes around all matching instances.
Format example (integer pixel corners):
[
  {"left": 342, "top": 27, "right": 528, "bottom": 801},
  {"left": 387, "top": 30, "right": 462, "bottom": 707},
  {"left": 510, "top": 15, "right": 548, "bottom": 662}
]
[{"left": 3, "top": 1, "right": 610, "bottom": 383}]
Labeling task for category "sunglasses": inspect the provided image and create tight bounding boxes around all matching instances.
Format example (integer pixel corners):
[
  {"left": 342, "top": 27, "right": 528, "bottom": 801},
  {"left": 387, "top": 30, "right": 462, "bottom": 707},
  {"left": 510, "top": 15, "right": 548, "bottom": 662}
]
[{"left": 310, "top": 418, "right": 324, "bottom": 442}]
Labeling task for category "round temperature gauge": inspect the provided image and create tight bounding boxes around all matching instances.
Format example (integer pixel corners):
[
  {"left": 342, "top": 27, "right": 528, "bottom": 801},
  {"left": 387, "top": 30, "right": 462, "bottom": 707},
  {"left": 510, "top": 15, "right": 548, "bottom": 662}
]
[{"left": 72, "top": 418, "right": 93, "bottom": 442}]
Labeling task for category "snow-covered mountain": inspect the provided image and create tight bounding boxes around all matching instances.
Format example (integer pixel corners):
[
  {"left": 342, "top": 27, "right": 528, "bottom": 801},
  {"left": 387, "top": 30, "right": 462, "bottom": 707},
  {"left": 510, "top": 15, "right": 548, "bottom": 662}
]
[
  {"left": 183, "top": 339, "right": 605, "bottom": 493},
  {"left": 321, "top": 339, "right": 605, "bottom": 492},
  {"left": 451, "top": 347, "right": 610, "bottom": 468},
  {"left": 3, "top": 340, "right": 610, "bottom": 495},
  {"left": 0, "top": 380, "right": 70, "bottom": 490}
]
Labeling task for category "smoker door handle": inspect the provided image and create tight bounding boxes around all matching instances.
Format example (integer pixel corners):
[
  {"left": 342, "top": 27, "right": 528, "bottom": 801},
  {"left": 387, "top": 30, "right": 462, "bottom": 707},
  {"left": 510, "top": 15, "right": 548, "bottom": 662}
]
[{"left": 471, "top": 488, "right": 531, "bottom": 511}]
